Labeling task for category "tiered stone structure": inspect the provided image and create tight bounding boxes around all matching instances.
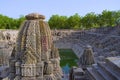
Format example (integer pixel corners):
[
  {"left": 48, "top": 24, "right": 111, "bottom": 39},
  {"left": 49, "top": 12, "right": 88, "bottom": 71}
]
[
  {"left": 0, "top": 27, "right": 120, "bottom": 67},
  {"left": 9, "top": 13, "right": 62, "bottom": 80},
  {"left": 79, "top": 45, "right": 95, "bottom": 69},
  {"left": 0, "top": 22, "right": 120, "bottom": 79},
  {"left": 87, "top": 56, "right": 120, "bottom": 80}
]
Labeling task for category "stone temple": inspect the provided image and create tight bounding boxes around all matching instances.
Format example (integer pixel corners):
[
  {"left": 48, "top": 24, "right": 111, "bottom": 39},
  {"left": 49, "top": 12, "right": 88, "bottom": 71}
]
[
  {"left": 9, "top": 13, "right": 62, "bottom": 80},
  {"left": 0, "top": 13, "right": 120, "bottom": 80}
]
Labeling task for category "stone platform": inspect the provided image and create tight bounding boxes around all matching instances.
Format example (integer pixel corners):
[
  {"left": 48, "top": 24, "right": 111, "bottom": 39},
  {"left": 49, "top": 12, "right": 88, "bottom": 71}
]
[{"left": 87, "top": 56, "right": 120, "bottom": 80}]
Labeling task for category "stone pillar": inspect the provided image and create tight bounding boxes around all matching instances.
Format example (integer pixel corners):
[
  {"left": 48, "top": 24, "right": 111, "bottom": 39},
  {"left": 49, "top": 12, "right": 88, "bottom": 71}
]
[
  {"left": 36, "top": 62, "right": 44, "bottom": 79},
  {"left": 15, "top": 61, "right": 21, "bottom": 80},
  {"left": 9, "top": 60, "right": 16, "bottom": 80}
]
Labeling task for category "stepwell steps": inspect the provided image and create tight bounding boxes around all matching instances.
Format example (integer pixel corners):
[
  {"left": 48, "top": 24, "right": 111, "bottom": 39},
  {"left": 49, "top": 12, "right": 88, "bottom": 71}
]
[
  {"left": 98, "top": 62, "right": 120, "bottom": 80},
  {"left": 87, "top": 67, "right": 104, "bottom": 80},
  {"left": 92, "top": 64, "right": 113, "bottom": 80},
  {"left": 106, "top": 57, "right": 120, "bottom": 73},
  {"left": 86, "top": 56, "right": 120, "bottom": 80}
]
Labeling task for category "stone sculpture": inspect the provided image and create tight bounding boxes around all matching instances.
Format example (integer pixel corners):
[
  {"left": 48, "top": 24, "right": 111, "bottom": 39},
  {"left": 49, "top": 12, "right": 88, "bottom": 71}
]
[
  {"left": 79, "top": 45, "right": 95, "bottom": 69},
  {"left": 9, "top": 13, "right": 62, "bottom": 80}
]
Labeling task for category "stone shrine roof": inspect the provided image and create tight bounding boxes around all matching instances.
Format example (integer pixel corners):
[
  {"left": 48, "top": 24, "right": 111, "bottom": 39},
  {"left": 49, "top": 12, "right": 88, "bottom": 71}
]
[{"left": 25, "top": 13, "right": 45, "bottom": 20}]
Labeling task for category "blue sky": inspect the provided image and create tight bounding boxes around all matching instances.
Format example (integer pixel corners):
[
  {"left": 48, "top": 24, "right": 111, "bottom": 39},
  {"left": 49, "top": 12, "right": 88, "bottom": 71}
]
[{"left": 0, "top": 0, "right": 120, "bottom": 20}]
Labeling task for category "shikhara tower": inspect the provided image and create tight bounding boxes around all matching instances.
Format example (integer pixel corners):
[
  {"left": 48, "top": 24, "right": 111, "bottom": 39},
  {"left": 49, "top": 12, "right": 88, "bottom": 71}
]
[{"left": 9, "top": 13, "right": 62, "bottom": 80}]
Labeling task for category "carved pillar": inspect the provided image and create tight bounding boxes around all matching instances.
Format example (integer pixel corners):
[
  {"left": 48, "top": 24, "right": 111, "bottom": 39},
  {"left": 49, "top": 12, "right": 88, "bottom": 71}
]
[
  {"left": 9, "top": 60, "right": 16, "bottom": 80},
  {"left": 36, "top": 62, "right": 44, "bottom": 79},
  {"left": 15, "top": 61, "right": 21, "bottom": 80}
]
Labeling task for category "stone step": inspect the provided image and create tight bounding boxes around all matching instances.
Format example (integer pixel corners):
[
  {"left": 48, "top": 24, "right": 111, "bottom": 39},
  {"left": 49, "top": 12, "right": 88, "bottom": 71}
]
[
  {"left": 92, "top": 64, "right": 113, "bottom": 80},
  {"left": 91, "top": 64, "right": 106, "bottom": 80},
  {"left": 98, "top": 62, "right": 120, "bottom": 80},
  {"left": 86, "top": 67, "right": 104, "bottom": 80},
  {"left": 106, "top": 57, "right": 120, "bottom": 73}
]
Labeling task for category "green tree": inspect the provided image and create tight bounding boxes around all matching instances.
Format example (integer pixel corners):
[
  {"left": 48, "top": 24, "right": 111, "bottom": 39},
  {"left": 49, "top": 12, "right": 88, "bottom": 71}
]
[
  {"left": 16, "top": 15, "right": 25, "bottom": 29},
  {"left": 116, "top": 17, "right": 120, "bottom": 26},
  {"left": 1, "top": 10, "right": 120, "bottom": 29},
  {"left": 99, "top": 10, "right": 115, "bottom": 27},
  {"left": 67, "top": 13, "right": 81, "bottom": 29},
  {"left": 0, "top": 14, "right": 25, "bottom": 29},
  {"left": 81, "top": 12, "right": 98, "bottom": 29},
  {"left": 48, "top": 15, "right": 68, "bottom": 29}
]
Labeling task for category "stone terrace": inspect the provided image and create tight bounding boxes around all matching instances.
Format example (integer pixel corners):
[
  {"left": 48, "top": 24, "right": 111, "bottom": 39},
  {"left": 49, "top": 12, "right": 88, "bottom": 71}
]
[
  {"left": 87, "top": 56, "right": 120, "bottom": 80},
  {"left": 0, "top": 26, "right": 120, "bottom": 66}
]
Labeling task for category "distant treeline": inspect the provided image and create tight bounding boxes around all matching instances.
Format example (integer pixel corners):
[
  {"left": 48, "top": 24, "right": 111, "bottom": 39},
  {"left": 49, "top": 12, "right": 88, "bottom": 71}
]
[
  {"left": 49, "top": 10, "right": 120, "bottom": 29},
  {"left": 0, "top": 15, "right": 25, "bottom": 29},
  {"left": 0, "top": 10, "right": 120, "bottom": 29}
]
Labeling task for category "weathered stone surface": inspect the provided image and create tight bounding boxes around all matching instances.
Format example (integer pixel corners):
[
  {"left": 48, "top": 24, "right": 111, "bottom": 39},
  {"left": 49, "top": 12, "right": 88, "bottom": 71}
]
[
  {"left": 0, "top": 20, "right": 120, "bottom": 80},
  {"left": 106, "top": 56, "right": 120, "bottom": 68},
  {"left": 0, "top": 26, "right": 120, "bottom": 64},
  {"left": 25, "top": 13, "right": 45, "bottom": 20},
  {"left": 9, "top": 13, "right": 62, "bottom": 80},
  {"left": 69, "top": 67, "right": 85, "bottom": 80},
  {"left": 87, "top": 56, "right": 120, "bottom": 80},
  {"left": 79, "top": 45, "right": 95, "bottom": 68}
]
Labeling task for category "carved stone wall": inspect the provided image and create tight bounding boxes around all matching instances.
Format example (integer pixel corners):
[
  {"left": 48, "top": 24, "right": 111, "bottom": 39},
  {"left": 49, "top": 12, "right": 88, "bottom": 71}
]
[{"left": 9, "top": 13, "right": 62, "bottom": 80}]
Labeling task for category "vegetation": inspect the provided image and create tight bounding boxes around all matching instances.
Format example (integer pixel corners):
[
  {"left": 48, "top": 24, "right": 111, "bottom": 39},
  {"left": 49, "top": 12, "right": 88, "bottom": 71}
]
[
  {"left": 116, "top": 17, "right": 120, "bottom": 26},
  {"left": 59, "top": 49, "right": 78, "bottom": 67},
  {"left": 49, "top": 10, "right": 120, "bottom": 29},
  {"left": 0, "top": 10, "right": 120, "bottom": 29},
  {"left": 0, "top": 15, "right": 25, "bottom": 29}
]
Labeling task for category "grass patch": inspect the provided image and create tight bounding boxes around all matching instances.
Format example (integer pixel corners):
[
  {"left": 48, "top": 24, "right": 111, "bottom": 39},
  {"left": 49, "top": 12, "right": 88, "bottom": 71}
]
[{"left": 59, "top": 49, "right": 78, "bottom": 67}]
